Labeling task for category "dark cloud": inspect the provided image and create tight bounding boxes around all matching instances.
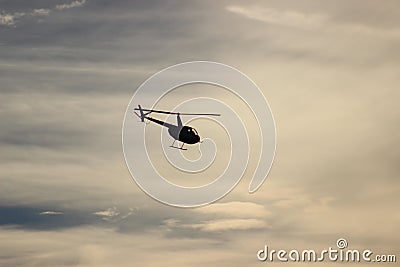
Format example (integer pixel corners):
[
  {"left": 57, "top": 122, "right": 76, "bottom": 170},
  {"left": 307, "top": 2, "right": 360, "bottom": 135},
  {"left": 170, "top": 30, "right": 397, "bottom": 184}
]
[
  {"left": 0, "top": 204, "right": 166, "bottom": 232},
  {"left": 0, "top": 122, "right": 91, "bottom": 148},
  {"left": 0, "top": 0, "right": 55, "bottom": 12},
  {"left": 0, "top": 205, "right": 95, "bottom": 230},
  {"left": 0, "top": 203, "right": 236, "bottom": 240},
  {"left": 0, "top": 0, "right": 219, "bottom": 64}
]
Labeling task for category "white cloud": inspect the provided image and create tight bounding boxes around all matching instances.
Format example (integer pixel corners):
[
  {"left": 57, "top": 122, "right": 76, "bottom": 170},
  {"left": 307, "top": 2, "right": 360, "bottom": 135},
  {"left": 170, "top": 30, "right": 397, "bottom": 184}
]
[
  {"left": 162, "top": 202, "right": 271, "bottom": 233},
  {"left": 0, "top": 13, "right": 14, "bottom": 26},
  {"left": 195, "top": 201, "right": 270, "bottom": 218},
  {"left": 195, "top": 218, "right": 268, "bottom": 232},
  {"left": 55, "top": 0, "right": 86, "bottom": 11},
  {"left": 93, "top": 207, "right": 119, "bottom": 221},
  {"left": 226, "top": 5, "right": 400, "bottom": 39},
  {"left": 39, "top": 211, "right": 63, "bottom": 215},
  {"left": 163, "top": 218, "right": 269, "bottom": 232},
  {"left": 226, "top": 5, "right": 328, "bottom": 30},
  {"left": 0, "top": 12, "right": 25, "bottom": 26},
  {"left": 164, "top": 204, "right": 270, "bottom": 232},
  {"left": 163, "top": 218, "right": 180, "bottom": 228},
  {"left": 1, "top": 0, "right": 86, "bottom": 27},
  {"left": 31, "top": 9, "right": 51, "bottom": 16},
  {"left": 120, "top": 207, "right": 137, "bottom": 220},
  {"left": 93, "top": 207, "right": 137, "bottom": 222}
]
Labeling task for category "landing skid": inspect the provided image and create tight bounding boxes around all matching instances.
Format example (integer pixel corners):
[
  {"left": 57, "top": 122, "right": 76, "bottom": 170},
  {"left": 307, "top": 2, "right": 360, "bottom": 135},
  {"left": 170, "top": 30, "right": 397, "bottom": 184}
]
[{"left": 170, "top": 145, "right": 187, "bottom": 151}]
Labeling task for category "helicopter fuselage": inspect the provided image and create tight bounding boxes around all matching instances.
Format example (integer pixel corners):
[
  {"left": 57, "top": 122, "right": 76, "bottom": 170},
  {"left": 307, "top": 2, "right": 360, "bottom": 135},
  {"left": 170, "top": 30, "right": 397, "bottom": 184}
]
[{"left": 145, "top": 116, "right": 200, "bottom": 145}]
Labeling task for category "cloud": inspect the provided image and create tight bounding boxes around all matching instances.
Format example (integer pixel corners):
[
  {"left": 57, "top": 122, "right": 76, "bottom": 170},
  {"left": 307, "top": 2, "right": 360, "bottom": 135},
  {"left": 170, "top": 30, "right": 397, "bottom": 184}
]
[
  {"left": 226, "top": 5, "right": 400, "bottom": 39},
  {"left": 163, "top": 218, "right": 269, "bottom": 233},
  {"left": 0, "top": 1, "right": 399, "bottom": 266},
  {"left": 1, "top": 0, "right": 86, "bottom": 27},
  {"left": 0, "top": 226, "right": 258, "bottom": 267},
  {"left": 120, "top": 208, "right": 137, "bottom": 220},
  {"left": 162, "top": 202, "right": 271, "bottom": 234},
  {"left": 0, "top": 12, "right": 25, "bottom": 26},
  {"left": 39, "top": 211, "right": 63, "bottom": 215},
  {"left": 93, "top": 207, "right": 120, "bottom": 221},
  {"left": 0, "top": 206, "right": 95, "bottom": 230},
  {"left": 194, "top": 219, "right": 268, "bottom": 232},
  {"left": 31, "top": 9, "right": 50, "bottom": 17},
  {"left": 226, "top": 5, "right": 328, "bottom": 30},
  {"left": 194, "top": 201, "right": 270, "bottom": 218},
  {"left": 55, "top": 0, "right": 86, "bottom": 11},
  {"left": 0, "top": 13, "right": 15, "bottom": 26}
]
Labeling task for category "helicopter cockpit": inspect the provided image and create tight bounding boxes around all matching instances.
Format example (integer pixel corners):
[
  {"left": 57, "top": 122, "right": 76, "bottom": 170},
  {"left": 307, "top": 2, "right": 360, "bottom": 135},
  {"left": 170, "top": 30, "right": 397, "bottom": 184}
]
[
  {"left": 188, "top": 127, "right": 198, "bottom": 135},
  {"left": 181, "top": 126, "right": 198, "bottom": 136}
]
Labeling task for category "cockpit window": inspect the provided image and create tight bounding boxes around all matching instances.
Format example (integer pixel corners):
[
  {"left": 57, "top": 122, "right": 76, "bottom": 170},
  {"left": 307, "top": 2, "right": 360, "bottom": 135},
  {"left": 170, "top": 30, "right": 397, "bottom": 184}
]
[{"left": 182, "top": 126, "right": 198, "bottom": 135}]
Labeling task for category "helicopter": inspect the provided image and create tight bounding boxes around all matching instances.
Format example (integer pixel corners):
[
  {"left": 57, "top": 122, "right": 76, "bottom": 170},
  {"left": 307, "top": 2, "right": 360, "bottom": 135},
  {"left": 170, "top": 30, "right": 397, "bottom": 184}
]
[{"left": 134, "top": 105, "right": 220, "bottom": 150}]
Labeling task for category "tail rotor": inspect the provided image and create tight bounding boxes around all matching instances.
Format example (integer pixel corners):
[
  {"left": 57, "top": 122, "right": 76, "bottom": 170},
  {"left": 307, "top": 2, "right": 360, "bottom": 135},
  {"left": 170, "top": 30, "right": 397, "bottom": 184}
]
[{"left": 134, "top": 105, "right": 146, "bottom": 122}]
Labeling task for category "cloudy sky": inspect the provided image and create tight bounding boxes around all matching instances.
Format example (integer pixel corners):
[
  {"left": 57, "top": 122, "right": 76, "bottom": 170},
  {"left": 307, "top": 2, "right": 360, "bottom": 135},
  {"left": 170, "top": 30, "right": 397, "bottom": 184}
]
[{"left": 1, "top": 0, "right": 399, "bottom": 266}]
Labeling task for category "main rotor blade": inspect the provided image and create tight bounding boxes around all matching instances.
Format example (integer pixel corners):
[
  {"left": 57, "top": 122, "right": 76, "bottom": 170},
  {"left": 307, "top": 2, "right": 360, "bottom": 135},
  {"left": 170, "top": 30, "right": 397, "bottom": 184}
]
[{"left": 134, "top": 108, "right": 220, "bottom": 116}]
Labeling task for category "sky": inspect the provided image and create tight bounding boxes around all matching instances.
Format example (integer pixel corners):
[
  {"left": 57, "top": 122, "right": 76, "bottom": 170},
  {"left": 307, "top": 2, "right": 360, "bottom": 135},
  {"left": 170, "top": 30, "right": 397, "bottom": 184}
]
[{"left": 1, "top": 0, "right": 399, "bottom": 266}]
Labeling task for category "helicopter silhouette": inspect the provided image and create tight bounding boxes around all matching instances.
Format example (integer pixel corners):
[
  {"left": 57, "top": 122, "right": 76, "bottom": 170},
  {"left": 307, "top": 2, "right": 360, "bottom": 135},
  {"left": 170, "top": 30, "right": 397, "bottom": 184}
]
[{"left": 134, "top": 105, "right": 220, "bottom": 150}]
